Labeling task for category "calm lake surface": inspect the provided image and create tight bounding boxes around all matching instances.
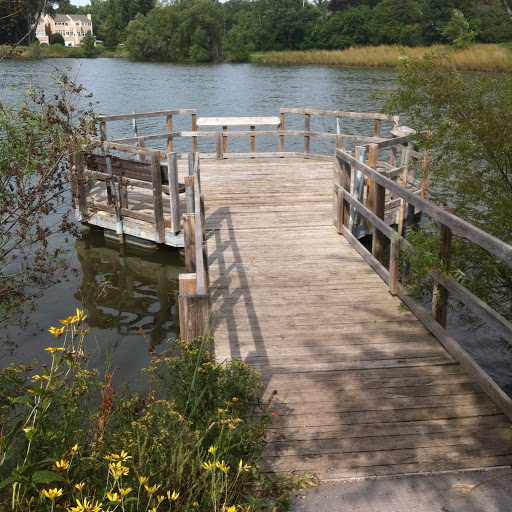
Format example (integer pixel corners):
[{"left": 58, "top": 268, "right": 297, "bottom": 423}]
[{"left": 1, "top": 58, "right": 511, "bottom": 391}]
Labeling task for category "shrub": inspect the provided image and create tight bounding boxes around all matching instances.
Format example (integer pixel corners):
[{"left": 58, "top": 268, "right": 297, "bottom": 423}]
[
  {"left": 49, "top": 33, "right": 65, "bottom": 46},
  {"left": 0, "top": 312, "right": 280, "bottom": 511}
]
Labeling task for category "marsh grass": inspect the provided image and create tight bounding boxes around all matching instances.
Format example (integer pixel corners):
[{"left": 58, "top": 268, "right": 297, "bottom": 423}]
[
  {"left": 0, "top": 44, "right": 129, "bottom": 60},
  {"left": 253, "top": 44, "right": 512, "bottom": 72}
]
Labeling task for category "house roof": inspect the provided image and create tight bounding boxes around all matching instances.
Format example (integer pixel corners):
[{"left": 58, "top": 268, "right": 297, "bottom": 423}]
[{"left": 53, "top": 14, "right": 92, "bottom": 23}]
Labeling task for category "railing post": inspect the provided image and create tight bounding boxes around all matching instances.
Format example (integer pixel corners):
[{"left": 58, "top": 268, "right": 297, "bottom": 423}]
[
  {"left": 304, "top": 113, "right": 310, "bottom": 157},
  {"left": 333, "top": 150, "right": 343, "bottom": 229},
  {"left": 192, "top": 113, "right": 198, "bottom": 153},
  {"left": 250, "top": 125, "right": 256, "bottom": 157},
  {"left": 167, "top": 114, "right": 174, "bottom": 152},
  {"left": 223, "top": 125, "right": 228, "bottom": 155},
  {"left": 215, "top": 132, "right": 224, "bottom": 159},
  {"left": 183, "top": 213, "right": 196, "bottom": 272},
  {"left": 335, "top": 134, "right": 343, "bottom": 151},
  {"left": 167, "top": 152, "right": 180, "bottom": 234},
  {"left": 432, "top": 208, "right": 454, "bottom": 328},
  {"left": 366, "top": 143, "right": 378, "bottom": 234},
  {"left": 185, "top": 176, "right": 195, "bottom": 214},
  {"left": 342, "top": 160, "right": 352, "bottom": 229},
  {"left": 151, "top": 151, "right": 165, "bottom": 244},
  {"left": 119, "top": 177, "right": 129, "bottom": 209},
  {"left": 389, "top": 237, "right": 400, "bottom": 295},
  {"left": 374, "top": 118, "right": 381, "bottom": 138},
  {"left": 279, "top": 112, "right": 285, "bottom": 154},
  {"left": 138, "top": 138, "right": 145, "bottom": 161},
  {"left": 188, "top": 152, "right": 195, "bottom": 176},
  {"left": 99, "top": 120, "right": 107, "bottom": 142},
  {"left": 370, "top": 144, "right": 385, "bottom": 264}
]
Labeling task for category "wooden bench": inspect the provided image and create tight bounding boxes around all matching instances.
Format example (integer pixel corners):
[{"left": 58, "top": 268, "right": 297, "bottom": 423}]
[
  {"left": 196, "top": 116, "right": 281, "bottom": 154},
  {"left": 87, "top": 153, "right": 185, "bottom": 193}
]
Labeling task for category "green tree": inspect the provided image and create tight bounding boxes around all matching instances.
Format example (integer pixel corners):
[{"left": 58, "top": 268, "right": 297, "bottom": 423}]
[
  {"left": 224, "top": 11, "right": 255, "bottom": 61},
  {"left": 81, "top": 29, "right": 97, "bottom": 56},
  {"left": 468, "top": 0, "right": 512, "bottom": 43},
  {"left": 50, "top": 32, "right": 65, "bottom": 45},
  {"left": 371, "top": 0, "right": 423, "bottom": 45},
  {"left": 442, "top": 8, "right": 475, "bottom": 48},
  {"left": 382, "top": 53, "right": 512, "bottom": 327}
]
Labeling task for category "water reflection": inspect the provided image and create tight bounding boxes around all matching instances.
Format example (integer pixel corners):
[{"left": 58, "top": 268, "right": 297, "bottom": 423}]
[{"left": 75, "top": 228, "right": 184, "bottom": 354}]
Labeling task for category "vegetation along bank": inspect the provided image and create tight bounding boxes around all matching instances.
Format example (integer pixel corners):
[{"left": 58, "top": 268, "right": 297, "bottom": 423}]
[{"left": 1, "top": 0, "right": 511, "bottom": 68}]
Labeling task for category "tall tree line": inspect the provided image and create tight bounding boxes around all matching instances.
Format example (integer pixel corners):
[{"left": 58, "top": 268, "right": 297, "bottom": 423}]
[{"left": 1, "top": 0, "right": 511, "bottom": 59}]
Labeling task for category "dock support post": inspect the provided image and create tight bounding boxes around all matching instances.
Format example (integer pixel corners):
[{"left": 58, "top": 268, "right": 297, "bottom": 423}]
[
  {"left": 304, "top": 113, "right": 310, "bottom": 158},
  {"left": 216, "top": 132, "right": 224, "bottom": 159},
  {"left": 179, "top": 274, "right": 210, "bottom": 342},
  {"left": 151, "top": 151, "right": 165, "bottom": 244},
  {"left": 432, "top": 209, "right": 454, "bottom": 328},
  {"left": 167, "top": 152, "right": 180, "bottom": 234},
  {"left": 370, "top": 144, "right": 385, "bottom": 264},
  {"left": 342, "top": 160, "right": 352, "bottom": 229},
  {"left": 192, "top": 113, "right": 198, "bottom": 153},
  {"left": 374, "top": 119, "right": 381, "bottom": 138}
]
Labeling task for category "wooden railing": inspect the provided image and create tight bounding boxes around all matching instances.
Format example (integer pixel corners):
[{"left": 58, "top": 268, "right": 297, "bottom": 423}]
[
  {"left": 178, "top": 153, "right": 210, "bottom": 342},
  {"left": 333, "top": 143, "right": 512, "bottom": 421},
  {"left": 72, "top": 142, "right": 185, "bottom": 245},
  {"left": 98, "top": 108, "right": 400, "bottom": 160}
]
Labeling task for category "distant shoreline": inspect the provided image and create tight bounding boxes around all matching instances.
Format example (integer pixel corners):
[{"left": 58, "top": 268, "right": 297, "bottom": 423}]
[{"left": 3, "top": 43, "right": 511, "bottom": 73}]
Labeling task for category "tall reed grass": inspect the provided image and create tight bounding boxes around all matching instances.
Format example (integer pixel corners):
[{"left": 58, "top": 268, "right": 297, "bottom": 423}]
[{"left": 253, "top": 44, "right": 512, "bottom": 72}]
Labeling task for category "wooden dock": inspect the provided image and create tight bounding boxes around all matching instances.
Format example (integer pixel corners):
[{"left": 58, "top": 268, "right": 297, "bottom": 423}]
[
  {"left": 77, "top": 108, "right": 512, "bottom": 481},
  {"left": 200, "top": 157, "right": 512, "bottom": 480}
]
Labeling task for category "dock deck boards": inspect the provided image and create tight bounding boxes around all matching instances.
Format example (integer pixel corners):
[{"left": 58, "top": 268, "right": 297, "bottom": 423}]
[{"left": 201, "top": 158, "right": 512, "bottom": 480}]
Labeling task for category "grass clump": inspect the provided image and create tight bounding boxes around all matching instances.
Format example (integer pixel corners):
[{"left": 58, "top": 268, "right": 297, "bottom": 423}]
[
  {"left": 0, "top": 311, "right": 283, "bottom": 511},
  {"left": 252, "top": 44, "right": 512, "bottom": 72},
  {"left": 0, "top": 44, "right": 129, "bottom": 60}
]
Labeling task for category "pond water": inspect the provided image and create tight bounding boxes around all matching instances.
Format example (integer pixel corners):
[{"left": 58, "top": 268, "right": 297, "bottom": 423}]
[{"left": 1, "top": 58, "right": 511, "bottom": 391}]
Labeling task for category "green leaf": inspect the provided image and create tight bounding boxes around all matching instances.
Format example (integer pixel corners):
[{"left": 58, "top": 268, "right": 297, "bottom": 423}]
[
  {"left": 32, "top": 471, "right": 68, "bottom": 484},
  {"left": 0, "top": 476, "right": 17, "bottom": 489},
  {"left": 12, "top": 395, "right": 34, "bottom": 406}
]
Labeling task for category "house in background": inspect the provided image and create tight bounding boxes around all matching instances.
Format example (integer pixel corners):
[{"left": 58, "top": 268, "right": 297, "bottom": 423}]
[{"left": 36, "top": 14, "right": 93, "bottom": 47}]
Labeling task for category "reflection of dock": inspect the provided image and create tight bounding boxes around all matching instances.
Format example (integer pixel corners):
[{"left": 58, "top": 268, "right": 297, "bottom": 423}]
[{"left": 75, "top": 233, "right": 183, "bottom": 349}]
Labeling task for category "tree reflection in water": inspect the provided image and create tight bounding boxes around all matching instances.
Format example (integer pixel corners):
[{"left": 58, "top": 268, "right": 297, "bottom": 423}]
[{"left": 75, "top": 229, "right": 184, "bottom": 353}]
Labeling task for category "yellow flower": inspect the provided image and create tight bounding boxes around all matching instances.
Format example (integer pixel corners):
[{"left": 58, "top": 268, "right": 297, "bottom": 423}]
[
  {"left": 59, "top": 316, "right": 76, "bottom": 326},
  {"left": 202, "top": 461, "right": 214, "bottom": 471},
  {"left": 216, "top": 460, "right": 230, "bottom": 473},
  {"left": 225, "top": 401, "right": 233, "bottom": 406},
  {"left": 109, "top": 461, "right": 129, "bottom": 479},
  {"left": 42, "top": 488, "right": 63, "bottom": 501},
  {"left": 157, "top": 495, "right": 166, "bottom": 503},
  {"left": 52, "top": 459, "right": 70, "bottom": 471},
  {"left": 49, "top": 326, "right": 68, "bottom": 338},
  {"left": 218, "top": 408, "right": 228, "bottom": 414},
  {"left": 144, "top": 484, "right": 160, "bottom": 495},
  {"left": 104, "top": 454, "right": 117, "bottom": 461},
  {"left": 70, "top": 444, "right": 81, "bottom": 455},
  {"left": 228, "top": 424, "right": 237, "bottom": 430},
  {"left": 45, "top": 347, "right": 65, "bottom": 354},
  {"left": 138, "top": 476, "right": 149, "bottom": 485},
  {"left": 117, "top": 450, "right": 131, "bottom": 462},
  {"left": 227, "top": 507, "right": 236, "bottom": 512},
  {"left": 106, "top": 492, "right": 120, "bottom": 502},
  {"left": 167, "top": 490, "right": 179, "bottom": 501},
  {"left": 32, "top": 374, "right": 50, "bottom": 381},
  {"left": 232, "top": 397, "right": 239, "bottom": 403},
  {"left": 148, "top": 508, "right": 157, "bottom": 512},
  {"left": 75, "top": 482, "right": 85, "bottom": 492},
  {"left": 193, "top": 503, "right": 199, "bottom": 507},
  {"left": 119, "top": 488, "right": 131, "bottom": 496},
  {"left": 234, "top": 418, "right": 243, "bottom": 423},
  {"left": 208, "top": 445, "right": 218, "bottom": 454},
  {"left": 70, "top": 497, "right": 102, "bottom": 512},
  {"left": 75, "top": 308, "right": 87, "bottom": 322}
]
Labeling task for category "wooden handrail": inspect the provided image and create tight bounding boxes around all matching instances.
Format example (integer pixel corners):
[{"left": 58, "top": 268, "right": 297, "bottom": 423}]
[{"left": 98, "top": 109, "right": 196, "bottom": 122}]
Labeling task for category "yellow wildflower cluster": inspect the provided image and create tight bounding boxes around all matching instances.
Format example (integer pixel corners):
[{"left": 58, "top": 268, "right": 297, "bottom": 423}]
[
  {"left": 42, "top": 488, "right": 63, "bottom": 501},
  {"left": 109, "top": 461, "right": 129, "bottom": 479},
  {"left": 69, "top": 497, "right": 103, "bottom": 512},
  {"left": 104, "top": 450, "right": 131, "bottom": 462}
]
